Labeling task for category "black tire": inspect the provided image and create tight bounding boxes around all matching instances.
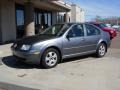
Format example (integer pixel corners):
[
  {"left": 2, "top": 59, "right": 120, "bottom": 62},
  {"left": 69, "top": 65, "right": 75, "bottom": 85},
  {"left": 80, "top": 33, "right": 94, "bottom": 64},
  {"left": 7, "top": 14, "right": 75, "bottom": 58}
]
[
  {"left": 41, "top": 48, "right": 60, "bottom": 69},
  {"left": 96, "top": 43, "right": 107, "bottom": 58}
]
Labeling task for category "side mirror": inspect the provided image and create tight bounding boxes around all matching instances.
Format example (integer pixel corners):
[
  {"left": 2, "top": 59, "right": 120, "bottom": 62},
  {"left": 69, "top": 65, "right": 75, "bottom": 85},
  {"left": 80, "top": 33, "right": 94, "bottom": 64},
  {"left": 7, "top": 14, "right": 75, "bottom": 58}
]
[
  {"left": 66, "top": 30, "right": 73, "bottom": 39},
  {"left": 66, "top": 33, "right": 73, "bottom": 39},
  {"left": 66, "top": 34, "right": 70, "bottom": 39}
]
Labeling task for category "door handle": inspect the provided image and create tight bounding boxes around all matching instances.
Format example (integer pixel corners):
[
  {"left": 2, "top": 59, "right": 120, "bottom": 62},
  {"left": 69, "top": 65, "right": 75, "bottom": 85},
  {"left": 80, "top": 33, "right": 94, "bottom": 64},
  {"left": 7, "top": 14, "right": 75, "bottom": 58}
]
[{"left": 81, "top": 38, "right": 85, "bottom": 41}]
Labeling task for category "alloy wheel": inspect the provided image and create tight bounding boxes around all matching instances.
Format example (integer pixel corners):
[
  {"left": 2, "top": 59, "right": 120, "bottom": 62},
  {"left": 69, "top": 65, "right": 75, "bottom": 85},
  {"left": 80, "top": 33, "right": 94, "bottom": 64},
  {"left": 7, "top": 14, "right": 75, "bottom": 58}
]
[
  {"left": 98, "top": 44, "right": 106, "bottom": 56},
  {"left": 45, "top": 51, "right": 58, "bottom": 67}
]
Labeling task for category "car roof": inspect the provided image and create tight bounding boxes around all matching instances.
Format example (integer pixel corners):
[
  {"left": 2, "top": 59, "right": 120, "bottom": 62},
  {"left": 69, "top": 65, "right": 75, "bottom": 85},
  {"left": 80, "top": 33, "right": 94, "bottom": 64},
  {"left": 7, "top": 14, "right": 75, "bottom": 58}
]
[
  {"left": 54, "top": 22, "right": 105, "bottom": 26},
  {"left": 56, "top": 22, "right": 88, "bottom": 25},
  {"left": 87, "top": 22, "right": 103, "bottom": 25}
]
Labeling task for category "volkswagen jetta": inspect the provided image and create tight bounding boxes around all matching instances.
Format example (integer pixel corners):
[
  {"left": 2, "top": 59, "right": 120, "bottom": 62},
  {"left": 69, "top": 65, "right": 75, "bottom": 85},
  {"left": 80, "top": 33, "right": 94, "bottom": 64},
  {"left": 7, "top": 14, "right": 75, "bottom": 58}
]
[{"left": 11, "top": 23, "right": 111, "bottom": 68}]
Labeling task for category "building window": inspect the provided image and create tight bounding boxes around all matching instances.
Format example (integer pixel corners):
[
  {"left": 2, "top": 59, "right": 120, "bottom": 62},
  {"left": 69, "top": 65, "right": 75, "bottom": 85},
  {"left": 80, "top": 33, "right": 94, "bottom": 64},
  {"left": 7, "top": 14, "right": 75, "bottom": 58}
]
[
  {"left": 15, "top": 4, "right": 24, "bottom": 38},
  {"left": 16, "top": 4, "right": 53, "bottom": 37},
  {"left": 44, "top": 13, "right": 48, "bottom": 25},
  {"left": 48, "top": 13, "right": 51, "bottom": 26},
  {"left": 38, "top": 13, "right": 42, "bottom": 24},
  {"left": 34, "top": 10, "right": 52, "bottom": 33},
  {"left": 57, "top": 13, "right": 64, "bottom": 23},
  {"left": 34, "top": 12, "right": 38, "bottom": 25},
  {"left": 16, "top": 10, "right": 24, "bottom": 26}
]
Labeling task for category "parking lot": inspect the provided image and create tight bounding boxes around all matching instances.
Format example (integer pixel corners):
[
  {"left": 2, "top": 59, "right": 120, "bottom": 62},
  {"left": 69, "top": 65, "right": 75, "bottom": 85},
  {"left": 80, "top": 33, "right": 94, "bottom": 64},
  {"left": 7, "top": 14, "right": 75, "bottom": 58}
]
[{"left": 0, "top": 32, "right": 120, "bottom": 90}]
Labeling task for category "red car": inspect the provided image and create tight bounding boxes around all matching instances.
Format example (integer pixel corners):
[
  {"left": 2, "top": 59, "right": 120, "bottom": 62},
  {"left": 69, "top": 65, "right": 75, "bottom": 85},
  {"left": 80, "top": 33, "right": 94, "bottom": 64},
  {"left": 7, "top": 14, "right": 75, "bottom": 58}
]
[{"left": 90, "top": 22, "right": 117, "bottom": 40}]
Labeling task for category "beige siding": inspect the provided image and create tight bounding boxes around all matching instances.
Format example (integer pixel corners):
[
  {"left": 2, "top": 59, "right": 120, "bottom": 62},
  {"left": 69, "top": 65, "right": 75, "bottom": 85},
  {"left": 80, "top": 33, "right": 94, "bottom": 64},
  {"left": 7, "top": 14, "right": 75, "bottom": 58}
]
[
  {"left": 71, "top": 4, "right": 85, "bottom": 23},
  {"left": 0, "top": 2, "right": 2, "bottom": 43},
  {"left": 1, "top": 0, "right": 16, "bottom": 42},
  {"left": 71, "top": 5, "right": 76, "bottom": 22}
]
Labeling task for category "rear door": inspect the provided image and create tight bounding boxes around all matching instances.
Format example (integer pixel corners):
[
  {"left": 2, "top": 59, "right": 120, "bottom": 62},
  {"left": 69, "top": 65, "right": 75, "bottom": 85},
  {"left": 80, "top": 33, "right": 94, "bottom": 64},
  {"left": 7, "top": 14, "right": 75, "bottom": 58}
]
[{"left": 84, "top": 24, "right": 101, "bottom": 51}]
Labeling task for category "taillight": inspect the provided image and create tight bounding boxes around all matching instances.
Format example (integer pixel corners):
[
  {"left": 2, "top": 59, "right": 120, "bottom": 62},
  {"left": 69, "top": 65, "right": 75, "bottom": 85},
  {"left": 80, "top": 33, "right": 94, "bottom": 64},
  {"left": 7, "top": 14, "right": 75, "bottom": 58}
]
[{"left": 110, "top": 30, "right": 114, "bottom": 33}]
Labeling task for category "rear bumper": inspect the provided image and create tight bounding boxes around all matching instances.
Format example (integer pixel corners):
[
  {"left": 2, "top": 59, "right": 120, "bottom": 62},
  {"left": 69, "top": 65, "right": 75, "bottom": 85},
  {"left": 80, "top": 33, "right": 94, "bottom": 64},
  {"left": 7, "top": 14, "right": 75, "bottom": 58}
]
[{"left": 12, "top": 49, "right": 41, "bottom": 65}]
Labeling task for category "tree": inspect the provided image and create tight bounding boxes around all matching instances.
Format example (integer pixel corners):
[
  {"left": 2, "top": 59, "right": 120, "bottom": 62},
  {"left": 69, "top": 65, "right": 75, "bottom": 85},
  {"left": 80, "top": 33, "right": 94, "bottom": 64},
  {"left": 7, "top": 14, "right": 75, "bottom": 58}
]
[{"left": 94, "top": 16, "right": 102, "bottom": 22}]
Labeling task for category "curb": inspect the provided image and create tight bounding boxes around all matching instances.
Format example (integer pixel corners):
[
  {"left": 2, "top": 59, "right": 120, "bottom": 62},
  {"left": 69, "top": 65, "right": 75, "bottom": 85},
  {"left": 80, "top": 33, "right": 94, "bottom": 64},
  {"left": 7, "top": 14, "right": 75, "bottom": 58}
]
[{"left": 0, "top": 82, "right": 38, "bottom": 90}]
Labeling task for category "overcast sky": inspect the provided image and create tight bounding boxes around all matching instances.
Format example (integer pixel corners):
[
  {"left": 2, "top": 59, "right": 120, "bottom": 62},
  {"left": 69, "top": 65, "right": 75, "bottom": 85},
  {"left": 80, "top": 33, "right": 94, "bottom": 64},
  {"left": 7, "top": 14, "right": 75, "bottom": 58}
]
[{"left": 64, "top": 0, "right": 120, "bottom": 21}]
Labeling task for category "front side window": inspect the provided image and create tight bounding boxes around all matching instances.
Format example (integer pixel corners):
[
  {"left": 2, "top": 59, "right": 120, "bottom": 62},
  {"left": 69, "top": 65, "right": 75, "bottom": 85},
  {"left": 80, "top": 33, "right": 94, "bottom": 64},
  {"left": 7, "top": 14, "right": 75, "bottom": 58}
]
[
  {"left": 85, "top": 24, "right": 101, "bottom": 36},
  {"left": 68, "top": 24, "right": 84, "bottom": 38}
]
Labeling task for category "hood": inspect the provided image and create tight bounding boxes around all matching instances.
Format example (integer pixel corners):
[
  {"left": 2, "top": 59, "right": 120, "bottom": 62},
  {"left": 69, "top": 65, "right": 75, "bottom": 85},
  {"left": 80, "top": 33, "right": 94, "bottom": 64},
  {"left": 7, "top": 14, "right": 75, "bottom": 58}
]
[{"left": 16, "top": 34, "right": 56, "bottom": 45}]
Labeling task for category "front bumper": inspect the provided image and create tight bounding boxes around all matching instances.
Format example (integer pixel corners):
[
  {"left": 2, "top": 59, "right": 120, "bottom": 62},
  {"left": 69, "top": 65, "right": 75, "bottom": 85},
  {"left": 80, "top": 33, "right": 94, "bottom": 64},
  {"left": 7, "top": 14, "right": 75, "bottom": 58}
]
[{"left": 12, "top": 48, "right": 41, "bottom": 65}]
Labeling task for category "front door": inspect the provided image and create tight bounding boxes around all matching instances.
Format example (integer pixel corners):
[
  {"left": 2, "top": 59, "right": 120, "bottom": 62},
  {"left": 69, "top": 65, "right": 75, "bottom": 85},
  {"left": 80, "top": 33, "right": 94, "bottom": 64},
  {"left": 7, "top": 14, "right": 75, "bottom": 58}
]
[{"left": 63, "top": 24, "right": 86, "bottom": 57}]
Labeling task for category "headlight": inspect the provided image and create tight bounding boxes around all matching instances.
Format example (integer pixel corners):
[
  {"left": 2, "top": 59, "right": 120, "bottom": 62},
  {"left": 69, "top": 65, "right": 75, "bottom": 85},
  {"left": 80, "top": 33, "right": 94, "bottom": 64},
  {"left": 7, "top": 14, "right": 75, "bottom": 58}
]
[
  {"left": 14, "top": 44, "right": 17, "bottom": 48},
  {"left": 12, "top": 43, "right": 17, "bottom": 48},
  {"left": 21, "top": 45, "right": 31, "bottom": 51}
]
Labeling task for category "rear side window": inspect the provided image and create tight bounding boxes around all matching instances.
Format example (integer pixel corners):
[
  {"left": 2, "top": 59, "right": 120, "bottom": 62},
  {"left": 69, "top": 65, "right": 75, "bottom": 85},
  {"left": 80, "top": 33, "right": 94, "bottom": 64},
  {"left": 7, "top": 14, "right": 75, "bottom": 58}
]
[{"left": 85, "top": 24, "right": 101, "bottom": 36}]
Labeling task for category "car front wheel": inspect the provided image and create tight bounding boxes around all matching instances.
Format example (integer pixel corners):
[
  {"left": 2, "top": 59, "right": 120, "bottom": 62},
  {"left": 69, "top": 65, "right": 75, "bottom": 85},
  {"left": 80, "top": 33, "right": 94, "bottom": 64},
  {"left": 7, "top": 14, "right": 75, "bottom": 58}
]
[
  {"left": 96, "top": 43, "right": 107, "bottom": 58},
  {"left": 41, "top": 48, "right": 60, "bottom": 69}
]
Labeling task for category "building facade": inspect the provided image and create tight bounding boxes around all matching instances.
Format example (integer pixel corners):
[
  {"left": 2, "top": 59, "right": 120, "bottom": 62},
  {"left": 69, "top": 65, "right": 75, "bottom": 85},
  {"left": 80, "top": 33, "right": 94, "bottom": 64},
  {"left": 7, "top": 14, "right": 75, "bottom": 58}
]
[
  {"left": 0, "top": 0, "right": 85, "bottom": 43},
  {"left": 71, "top": 4, "right": 85, "bottom": 23}
]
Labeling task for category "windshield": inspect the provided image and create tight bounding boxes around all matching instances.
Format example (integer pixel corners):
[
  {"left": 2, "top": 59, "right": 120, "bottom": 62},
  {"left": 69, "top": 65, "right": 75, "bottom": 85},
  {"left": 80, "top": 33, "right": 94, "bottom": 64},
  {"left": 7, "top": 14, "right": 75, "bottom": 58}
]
[{"left": 40, "top": 24, "right": 72, "bottom": 36}]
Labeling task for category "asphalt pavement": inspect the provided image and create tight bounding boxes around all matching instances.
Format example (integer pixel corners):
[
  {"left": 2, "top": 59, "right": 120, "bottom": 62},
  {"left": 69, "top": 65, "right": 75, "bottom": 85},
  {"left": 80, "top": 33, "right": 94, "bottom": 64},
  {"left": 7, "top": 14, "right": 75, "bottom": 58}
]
[{"left": 0, "top": 32, "right": 120, "bottom": 90}]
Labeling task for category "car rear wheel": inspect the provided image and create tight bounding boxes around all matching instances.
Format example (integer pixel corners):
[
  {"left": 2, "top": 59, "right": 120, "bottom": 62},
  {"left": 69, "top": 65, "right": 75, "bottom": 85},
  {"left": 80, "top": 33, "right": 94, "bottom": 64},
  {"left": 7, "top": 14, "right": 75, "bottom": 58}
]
[
  {"left": 41, "top": 48, "right": 60, "bottom": 69},
  {"left": 96, "top": 43, "right": 107, "bottom": 58}
]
